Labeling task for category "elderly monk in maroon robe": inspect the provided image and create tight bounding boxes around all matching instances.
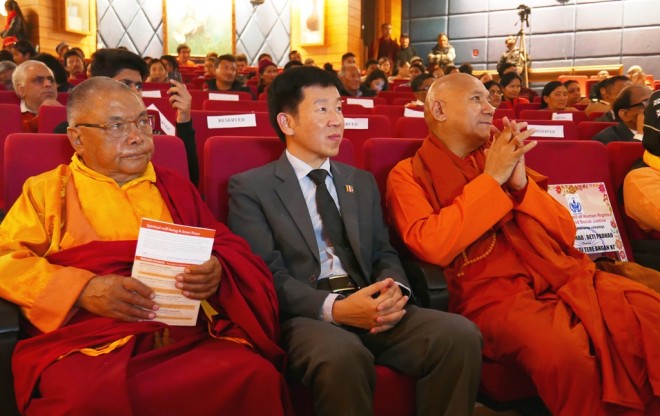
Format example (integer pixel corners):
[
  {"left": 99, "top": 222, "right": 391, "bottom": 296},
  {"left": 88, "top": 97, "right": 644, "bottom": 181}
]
[{"left": 0, "top": 77, "right": 290, "bottom": 415}]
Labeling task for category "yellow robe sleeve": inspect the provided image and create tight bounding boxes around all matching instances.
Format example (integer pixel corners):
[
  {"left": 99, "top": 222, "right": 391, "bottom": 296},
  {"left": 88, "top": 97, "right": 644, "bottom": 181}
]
[
  {"left": 0, "top": 167, "right": 95, "bottom": 333},
  {"left": 623, "top": 167, "right": 660, "bottom": 233}
]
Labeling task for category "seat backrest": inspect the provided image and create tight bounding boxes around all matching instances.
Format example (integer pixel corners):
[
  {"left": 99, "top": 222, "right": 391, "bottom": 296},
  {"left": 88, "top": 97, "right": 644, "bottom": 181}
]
[
  {"left": 4, "top": 134, "right": 189, "bottom": 210},
  {"left": 493, "top": 119, "right": 578, "bottom": 140},
  {"left": 142, "top": 97, "right": 177, "bottom": 128},
  {"left": 341, "top": 103, "right": 373, "bottom": 116},
  {"left": 519, "top": 110, "right": 588, "bottom": 124},
  {"left": 203, "top": 136, "right": 355, "bottom": 222},
  {"left": 37, "top": 105, "right": 67, "bottom": 133},
  {"left": 395, "top": 117, "right": 429, "bottom": 138},
  {"left": 362, "top": 137, "right": 423, "bottom": 201},
  {"left": 342, "top": 114, "right": 392, "bottom": 168},
  {"left": 376, "top": 91, "right": 415, "bottom": 105},
  {"left": 202, "top": 99, "right": 268, "bottom": 112},
  {"left": 513, "top": 102, "right": 541, "bottom": 117},
  {"left": 0, "top": 103, "right": 23, "bottom": 209},
  {"left": 587, "top": 111, "right": 605, "bottom": 120},
  {"left": 577, "top": 121, "right": 617, "bottom": 140},
  {"left": 0, "top": 91, "right": 19, "bottom": 105},
  {"left": 393, "top": 84, "right": 412, "bottom": 92},
  {"left": 525, "top": 140, "right": 632, "bottom": 259},
  {"left": 493, "top": 108, "right": 515, "bottom": 120},
  {"left": 373, "top": 104, "right": 405, "bottom": 128}
]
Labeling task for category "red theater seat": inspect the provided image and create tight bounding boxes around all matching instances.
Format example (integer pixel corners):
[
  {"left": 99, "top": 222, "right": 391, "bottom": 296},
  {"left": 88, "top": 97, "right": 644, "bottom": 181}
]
[
  {"left": 519, "top": 110, "right": 588, "bottom": 124},
  {"left": 0, "top": 103, "right": 23, "bottom": 210},
  {"left": 395, "top": 117, "right": 428, "bottom": 138},
  {"left": 342, "top": 114, "right": 392, "bottom": 167},
  {"left": 577, "top": 121, "right": 617, "bottom": 140},
  {"left": 493, "top": 119, "right": 578, "bottom": 140}
]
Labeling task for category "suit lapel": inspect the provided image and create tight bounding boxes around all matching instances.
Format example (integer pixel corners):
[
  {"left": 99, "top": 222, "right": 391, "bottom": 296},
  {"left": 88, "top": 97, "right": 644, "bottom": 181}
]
[
  {"left": 331, "top": 162, "right": 366, "bottom": 277},
  {"left": 274, "top": 154, "right": 320, "bottom": 263}
]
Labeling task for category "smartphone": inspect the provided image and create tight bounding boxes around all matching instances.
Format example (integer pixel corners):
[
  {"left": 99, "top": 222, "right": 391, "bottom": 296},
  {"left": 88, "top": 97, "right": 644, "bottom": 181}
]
[{"left": 168, "top": 71, "right": 183, "bottom": 84}]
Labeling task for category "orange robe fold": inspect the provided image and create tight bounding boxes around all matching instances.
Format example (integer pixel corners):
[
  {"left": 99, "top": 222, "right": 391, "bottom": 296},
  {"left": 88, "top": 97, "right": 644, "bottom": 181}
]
[{"left": 387, "top": 135, "right": 660, "bottom": 415}]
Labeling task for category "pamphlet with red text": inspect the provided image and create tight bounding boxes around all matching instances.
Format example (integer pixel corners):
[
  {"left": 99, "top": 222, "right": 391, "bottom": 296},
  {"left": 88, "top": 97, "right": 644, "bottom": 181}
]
[{"left": 132, "top": 218, "right": 215, "bottom": 326}]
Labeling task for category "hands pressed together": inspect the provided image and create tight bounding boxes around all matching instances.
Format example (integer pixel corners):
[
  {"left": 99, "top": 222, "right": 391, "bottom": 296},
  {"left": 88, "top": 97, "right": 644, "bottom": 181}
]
[
  {"left": 484, "top": 117, "right": 537, "bottom": 192},
  {"left": 332, "top": 278, "right": 409, "bottom": 334},
  {"left": 76, "top": 256, "right": 222, "bottom": 322}
]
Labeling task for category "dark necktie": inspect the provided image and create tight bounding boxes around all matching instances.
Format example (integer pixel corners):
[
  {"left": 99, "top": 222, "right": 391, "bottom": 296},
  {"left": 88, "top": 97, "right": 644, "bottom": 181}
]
[{"left": 307, "top": 169, "right": 365, "bottom": 287}]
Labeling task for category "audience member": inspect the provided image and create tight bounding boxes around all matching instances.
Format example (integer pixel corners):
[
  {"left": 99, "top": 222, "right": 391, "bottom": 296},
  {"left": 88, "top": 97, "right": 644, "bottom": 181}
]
[
  {"left": 362, "top": 68, "right": 388, "bottom": 93},
  {"left": 378, "top": 56, "right": 392, "bottom": 77},
  {"left": 458, "top": 63, "right": 473, "bottom": 75},
  {"left": 228, "top": 65, "right": 481, "bottom": 416},
  {"left": 0, "top": 59, "right": 16, "bottom": 90},
  {"left": 33, "top": 52, "right": 71, "bottom": 92},
  {"left": 624, "top": 90, "right": 660, "bottom": 234},
  {"left": 386, "top": 73, "right": 660, "bottom": 416},
  {"left": 389, "top": 60, "right": 410, "bottom": 83},
  {"left": 70, "top": 47, "right": 86, "bottom": 60},
  {"left": 409, "top": 62, "right": 425, "bottom": 79},
  {"left": 341, "top": 52, "right": 357, "bottom": 68},
  {"left": 207, "top": 54, "right": 253, "bottom": 97},
  {"left": 257, "top": 52, "right": 273, "bottom": 63},
  {"left": 427, "top": 62, "right": 443, "bottom": 78},
  {"left": 427, "top": 33, "right": 455, "bottom": 70},
  {"left": 372, "top": 22, "right": 399, "bottom": 62},
  {"left": 205, "top": 51, "right": 218, "bottom": 60},
  {"left": 498, "top": 71, "right": 528, "bottom": 110},
  {"left": 593, "top": 84, "right": 652, "bottom": 145},
  {"left": 64, "top": 50, "right": 86, "bottom": 80},
  {"left": 235, "top": 53, "right": 249, "bottom": 72},
  {"left": 202, "top": 56, "right": 215, "bottom": 78},
  {"left": 1, "top": 0, "right": 27, "bottom": 41},
  {"left": 289, "top": 50, "right": 302, "bottom": 63},
  {"left": 0, "top": 77, "right": 289, "bottom": 415},
  {"left": 303, "top": 57, "right": 316, "bottom": 67},
  {"left": 586, "top": 75, "right": 632, "bottom": 120},
  {"left": 406, "top": 73, "right": 435, "bottom": 108},
  {"left": 283, "top": 60, "right": 303, "bottom": 71},
  {"left": 146, "top": 59, "right": 168, "bottom": 83},
  {"left": 443, "top": 65, "right": 459, "bottom": 76},
  {"left": 11, "top": 60, "right": 62, "bottom": 132},
  {"left": 55, "top": 42, "right": 70, "bottom": 60},
  {"left": 395, "top": 33, "right": 416, "bottom": 64},
  {"left": 484, "top": 80, "right": 503, "bottom": 109},
  {"left": 589, "top": 70, "right": 610, "bottom": 101},
  {"left": 257, "top": 59, "right": 278, "bottom": 95},
  {"left": 563, "top": 80, "right": 590, "bottom": 107},
  {"left": 176, "top": 44, "right": 195, "bottom": 67},
  {"left": 160, "top": 55, "right": 178, "bottom": 74},
  {"left": 339, "top": 64, "right": 374, "bottom": 97},
  {"left": 478, "top": 72, "right": 493, "bottom": 84},
  {"left": 11, "top": 39, "right": 36, "bottom": 64},
  {"left": 361, "top": 59, "right": 379, "bottom": 81},
  {"left": 539, "top": 80, "right": 577, "bottom": 112}
]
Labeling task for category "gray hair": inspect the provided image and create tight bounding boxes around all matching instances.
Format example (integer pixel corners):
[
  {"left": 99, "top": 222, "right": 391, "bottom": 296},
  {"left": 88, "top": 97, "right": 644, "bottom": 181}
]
[
  {"left": 11, "top": 60, "right": 53, "bottom": 92},
  {"left": 0, "top": 60, "right": 17, "bottom": 73},
  {"left": 67, "top": 76, "right": 139, "bottom": 125}
]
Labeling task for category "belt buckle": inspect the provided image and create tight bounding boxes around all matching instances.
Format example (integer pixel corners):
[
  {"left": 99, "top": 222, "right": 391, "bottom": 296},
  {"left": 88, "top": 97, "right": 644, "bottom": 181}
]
[{"left": 328, "top": 274, "right": 357, "bottom": 295}]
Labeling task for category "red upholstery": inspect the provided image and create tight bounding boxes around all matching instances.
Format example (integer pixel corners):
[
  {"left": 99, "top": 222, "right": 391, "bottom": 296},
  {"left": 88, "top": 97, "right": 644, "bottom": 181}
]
[
  {"left": 141, "top": 97, "right": 177, "bottom": 128},
  {"left": 188, "top": 77, "right": 208, "bottom": 90},
  {"left": 519, "top": 110, "right": 588, "bottom": 124},
  {"left": 526, "top": 140, "right": 633, "bottom": 259},
  {"left": 0, "top": 103, "right": 23, "bottom": 209},
  {"left": 587, "top": 111, "right": 605, "bottom": 120},
  {"left": 4, "top": 134, "right": 189, "bottom": 210},
  {"left": 341, "top": 114, "right": 392, "bottom": 167},
  {"left": 377, "top": 91, "right": 415, "bottom": 105},
  {"left": 202, "top": 99, "right": 268, "bottom": 112},
  {"left": 493, "top": 108, "right": 515, "bottom": 120},
  {"left": 190, "top": 110, "right": 276, "bottom": 191},
  {"left": 577, "top": 121, "right": 617, "bottom": 140},
  {"left": 605, "top": 141, "right": 660, "bottom": 240},
  {"left": 512, "top": 102, "right": 541, "bottom": 117},
  {"left": 392, "top": 98, "right": 416, "bottom": 106},
  {"left": 393, "top": 84, "right": 412, "bottom": 92},
  {"left": 394, "top": 117, "right": 428, "bottom": 138},
  {"left": 493, "top": 119, "right": 578, "bottom": 140},
  {"left": 37, "top": 105, "right": 67, "bottom": 133},
  {"left": 341, "top": 103, "right": 372, "bottom": 116},
  {"left": 373, "top": 104, "right": 405, "bottom": 127},
  {"left": 585, "top": 79, "right": 600, "bottom": 95},
  {"left": 0, "top": 91, "right": 20, "bottom": 105},
  {"left": 141, "top": 82, "right": 171, "bottom": 91}
]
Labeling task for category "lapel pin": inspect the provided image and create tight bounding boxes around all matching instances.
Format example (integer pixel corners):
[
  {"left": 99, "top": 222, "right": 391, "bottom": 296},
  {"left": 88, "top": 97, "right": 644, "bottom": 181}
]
[{"left": 345, "top": 185, "right": 354, "bottom": 193}]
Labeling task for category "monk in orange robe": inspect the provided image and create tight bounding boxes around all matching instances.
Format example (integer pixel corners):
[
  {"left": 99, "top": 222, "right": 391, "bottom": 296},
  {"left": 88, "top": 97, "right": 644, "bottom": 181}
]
[
  {"left": 0, "top": 77, "right": 290, "bottom": 415},
  {"left": 387, "top": 73, "right": 660, "bottom": 415}
]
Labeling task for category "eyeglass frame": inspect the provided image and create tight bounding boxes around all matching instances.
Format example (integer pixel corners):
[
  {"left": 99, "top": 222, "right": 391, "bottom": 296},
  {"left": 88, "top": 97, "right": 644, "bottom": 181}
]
[
  {"left": 74, "top": 116, "right": 153, "bottom": 139},
  {"left": 624, "top": 99, "right": 648, "bottom": 109}
]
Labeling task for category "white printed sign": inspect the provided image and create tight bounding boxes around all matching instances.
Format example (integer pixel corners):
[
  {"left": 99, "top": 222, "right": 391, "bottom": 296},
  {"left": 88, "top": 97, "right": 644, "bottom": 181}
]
[
  {"left": 141, "top": 90, "right": 162, "bottom": 98},
  {"left": 404, "top": 108, "right": 424, "bottom": 118},
  {"left": 146, "top": 103, "right": 176, "bottom": 136},
  {"left": 552, "top": 112, "right": 573, "bottom": 121},
  {"left": 344, "top": 118, "right": 369, "bottom": 130},
  {"left": 209, "top": 93, "right": 240, "bottom": 101},
  {"left": 346, "top": 98, "right": 374, "bottom": 108},
  {"left": 528, "top": 124, "right": 564, "bottom": 138},
  {"left": 207, "top": 113, "right": 257, "bottom": 129},
  {"left": 548, "top": 182, "right": 627, "bottom": 261}
]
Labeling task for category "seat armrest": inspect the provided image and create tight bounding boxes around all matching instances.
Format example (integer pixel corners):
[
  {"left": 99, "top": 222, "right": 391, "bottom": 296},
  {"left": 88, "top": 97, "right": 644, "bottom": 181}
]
[
  {"left": 401, "top": 259, "right": 449, "bottom": 311},
  {"left": 0, "top": 297, "right": 19, "bottom": 334}
]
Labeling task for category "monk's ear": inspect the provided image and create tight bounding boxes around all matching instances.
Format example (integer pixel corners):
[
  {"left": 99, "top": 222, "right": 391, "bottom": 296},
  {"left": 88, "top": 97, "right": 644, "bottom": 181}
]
[
  {"left": 431, "top": 100, "right": 447, "bottom": 122},
  {"left": 277, "top": 112, "right": 294, "bottom": 136},
  {"left": 67, "top": 126, "right": 84, "bottom": 156}
]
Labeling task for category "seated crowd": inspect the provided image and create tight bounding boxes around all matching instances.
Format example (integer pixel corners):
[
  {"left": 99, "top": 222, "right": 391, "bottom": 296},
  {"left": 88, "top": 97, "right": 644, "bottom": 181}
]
[{"left": 0, "top": 33, "right": 659, "bottom": 416}]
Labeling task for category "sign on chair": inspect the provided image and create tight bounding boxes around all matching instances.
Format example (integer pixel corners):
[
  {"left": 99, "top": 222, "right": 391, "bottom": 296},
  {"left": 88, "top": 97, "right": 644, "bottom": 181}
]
[{"left": 548, "top": 182, "right": 628, "bottom": 261}]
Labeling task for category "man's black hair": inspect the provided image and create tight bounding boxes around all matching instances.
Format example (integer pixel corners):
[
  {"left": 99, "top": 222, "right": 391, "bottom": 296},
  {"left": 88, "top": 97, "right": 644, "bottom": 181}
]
[
  {"left": 411, "top": 73, "right": 434, "bottom": 92},
  {"left": 268, "top": 66, "right": 342, "bottom": 142},
  {"left": 90, "top": 48, "right": 148, "bottom": 78}
]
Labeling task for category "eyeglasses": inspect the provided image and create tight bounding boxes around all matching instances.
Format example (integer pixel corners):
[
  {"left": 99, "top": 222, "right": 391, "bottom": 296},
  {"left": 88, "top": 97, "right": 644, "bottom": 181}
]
[
  {"left": 625, "top": 99, "right": 648, "bottom": 109},
  {"left": 489, "top": 90, "right": 504, "bottom": 96},
  {"left": 29, "top": 75, "right": 55, "bottom": 85},
  {"left": 75, "top": 116, "right": 153, "bottom": 139},
  {"left": 415, "top": 86, "right": 431, "bottom": 92},
  {"left": 118, "top": 79, "right": 143, "bottom": 91}
]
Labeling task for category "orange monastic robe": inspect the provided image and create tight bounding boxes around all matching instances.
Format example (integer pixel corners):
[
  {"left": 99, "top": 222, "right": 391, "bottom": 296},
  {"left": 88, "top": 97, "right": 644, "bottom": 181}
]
[{"left": 387, "top": 135, "right": 660, "bottom": 416}]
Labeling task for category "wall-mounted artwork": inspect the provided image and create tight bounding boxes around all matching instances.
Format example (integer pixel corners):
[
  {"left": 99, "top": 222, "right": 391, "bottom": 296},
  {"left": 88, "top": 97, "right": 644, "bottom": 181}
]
[
  {"left": 299, "top": 0, "right": 324, "bottom": 46},
  {"left": 65, "top": 0, "right": 91, "bottom": 34},
  {"left": 164, "top": 0, "right": 233, "bottom": 56}
]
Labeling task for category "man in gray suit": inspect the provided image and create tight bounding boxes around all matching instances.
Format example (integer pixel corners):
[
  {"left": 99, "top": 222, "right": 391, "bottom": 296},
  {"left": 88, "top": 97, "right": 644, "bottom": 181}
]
[
  {"left": 228, "top": 66, "right": 482, "bottom": 416},
  {"left": 593, "top": 84, "right": 651, "bottom": 145}
]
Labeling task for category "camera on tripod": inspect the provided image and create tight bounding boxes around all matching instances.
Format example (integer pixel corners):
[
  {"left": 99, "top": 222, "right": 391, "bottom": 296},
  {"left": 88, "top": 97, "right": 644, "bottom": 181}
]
[{"left": 517, "top": 4, "right": 531, "bottom": 19}]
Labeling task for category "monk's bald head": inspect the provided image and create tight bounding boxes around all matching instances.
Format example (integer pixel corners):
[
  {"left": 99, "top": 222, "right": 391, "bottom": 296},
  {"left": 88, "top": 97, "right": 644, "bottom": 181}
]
[{"left": 67, "top": 77, "right": 142, "bottom": 125}]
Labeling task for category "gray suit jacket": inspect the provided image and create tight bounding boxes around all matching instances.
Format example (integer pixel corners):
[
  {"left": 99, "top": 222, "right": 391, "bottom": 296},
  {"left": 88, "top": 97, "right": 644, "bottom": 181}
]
[
  {"left": 228, "top": 153, "right": 408, "bottom": 320},
  {"left": 592, "top": 122, "right": 635, "bottom": 145}
]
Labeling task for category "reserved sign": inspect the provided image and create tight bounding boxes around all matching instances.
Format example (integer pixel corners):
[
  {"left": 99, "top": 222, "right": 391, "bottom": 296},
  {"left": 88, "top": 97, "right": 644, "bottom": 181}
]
[
  {"left": 344, "top": 118, "right": 369, "bottom": 130},
  {"left": 209, "top": 93, "right": 240, "bottom": 101},
  {"left": 207, "top": 113, "right": 257, "bottom": 129},
  {"left": 346, "top": 98, "right": 374, "bottom": 108},
  {"left": 548, "top": 182, "right": 627, "bottom": 261},
  {"left": 404, "top": 108, "right": 424, "bottom": 118},
  {"left": 527, "top": 124, "right": 564, "bottom": 138},
  {"left": 552, "top": 112, "right": 573, "bottom": 121},
  {"left": 141, "top": 90, "right": 162, "bottom": 98}
]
